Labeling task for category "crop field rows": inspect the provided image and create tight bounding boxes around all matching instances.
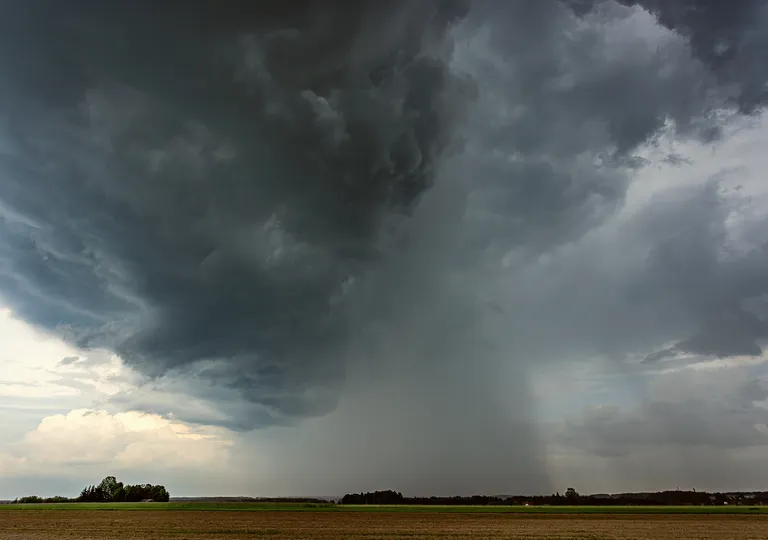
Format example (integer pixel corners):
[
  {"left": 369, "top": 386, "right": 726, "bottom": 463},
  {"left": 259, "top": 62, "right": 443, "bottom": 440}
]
[{"left": 2, "top": 509, "right": 768, "bottom": 540}]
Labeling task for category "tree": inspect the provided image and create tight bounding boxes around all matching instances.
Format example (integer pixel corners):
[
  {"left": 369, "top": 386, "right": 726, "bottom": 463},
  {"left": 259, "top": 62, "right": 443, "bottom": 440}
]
[
  {"left": 565, "top": 488, "right": 579, "bottom": 499},
  {"left": 113, "top": 484, "right": 126, "bottom": 502},
  {"left": 78, "top": 485, "right": 106, "bottom": 502},
  {"left": 98, "top": 476, "right": 122, "bottom": 502}
]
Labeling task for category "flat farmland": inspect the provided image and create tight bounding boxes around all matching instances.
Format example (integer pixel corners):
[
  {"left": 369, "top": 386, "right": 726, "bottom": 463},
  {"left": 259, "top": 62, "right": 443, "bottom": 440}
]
[{"left": 2, "top": 510, "right": 768, "bottom": 540}]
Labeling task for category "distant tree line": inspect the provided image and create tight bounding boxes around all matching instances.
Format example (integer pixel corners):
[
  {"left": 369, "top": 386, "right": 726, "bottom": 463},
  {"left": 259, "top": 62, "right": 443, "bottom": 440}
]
[
  {"left": 172, "top": 496, "right": 331, "bottom": 503},
  {"left": 13, "top": 476, "right": 169, "bottom": 504},
  {"left": 341, "top": 488, "right": 768, "bottom": 506},
  {"left": 13, "top": 496, "right": 71, "bottom": 504}
]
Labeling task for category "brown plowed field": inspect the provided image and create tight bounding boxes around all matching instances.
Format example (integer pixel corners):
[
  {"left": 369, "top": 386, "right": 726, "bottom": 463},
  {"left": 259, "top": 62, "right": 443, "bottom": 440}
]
[{"left": 2, "top": 510, "right": 767, "bottom": 539}]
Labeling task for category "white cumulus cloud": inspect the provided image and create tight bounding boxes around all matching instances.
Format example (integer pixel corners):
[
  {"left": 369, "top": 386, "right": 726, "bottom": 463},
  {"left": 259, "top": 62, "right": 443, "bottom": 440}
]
[{"left": 0, "top": 409, "right": 233, "bottom": 478}]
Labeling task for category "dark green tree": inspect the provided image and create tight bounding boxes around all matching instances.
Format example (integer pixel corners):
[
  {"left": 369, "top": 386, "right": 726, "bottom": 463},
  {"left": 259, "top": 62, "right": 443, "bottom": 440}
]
[{"left": 98, "top": 476, "right": 123, "bottom": 502}]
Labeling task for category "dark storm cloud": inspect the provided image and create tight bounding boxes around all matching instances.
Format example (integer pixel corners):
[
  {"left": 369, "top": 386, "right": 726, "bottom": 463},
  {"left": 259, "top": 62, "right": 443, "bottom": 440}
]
[
  {"left": 619, "top": 0, "right": 768, "bottom": 112},
  {"left": 0, "top": 0, "right": 767, "bottom": 465},
  {"left": 640, "top": 180, "right": 768, "bottom": 360},
  {"left": 429, "top": 1, "right": 768, "bottom": 368},
  {"left": 448, "top": 0, "right": 721, "bottom": 255},
  {"left": 0, "top": 0, "right": 471, "bottom": 425},
  {"left": 570, "top": 0, "right": 768, "bottom": 112}
]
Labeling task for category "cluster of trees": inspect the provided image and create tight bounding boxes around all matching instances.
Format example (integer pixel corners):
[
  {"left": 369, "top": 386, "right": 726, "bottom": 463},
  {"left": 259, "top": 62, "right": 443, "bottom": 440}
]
[
  {"left": 341, "top": 489, "right": 768, "bottom": 506},
  {"left": 13, "top": 476, "right": 169, "bottom": 504},
  {"left": 341, "top": 490, "right": 404, "bottom": 505},
  {"left": 78, "top": 476, "right": 170, "bottom": 502}
]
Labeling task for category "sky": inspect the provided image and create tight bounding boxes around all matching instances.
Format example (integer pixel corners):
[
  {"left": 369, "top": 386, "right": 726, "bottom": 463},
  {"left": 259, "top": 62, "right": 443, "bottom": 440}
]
[{"left": 1, "top": 0, "right": 768, "bottom": 499}]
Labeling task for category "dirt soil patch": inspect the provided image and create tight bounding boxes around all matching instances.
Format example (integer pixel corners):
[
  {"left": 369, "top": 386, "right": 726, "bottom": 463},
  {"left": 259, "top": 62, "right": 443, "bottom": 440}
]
[{"left": 2, "top": 510, "right": 767, "bottom": 539}]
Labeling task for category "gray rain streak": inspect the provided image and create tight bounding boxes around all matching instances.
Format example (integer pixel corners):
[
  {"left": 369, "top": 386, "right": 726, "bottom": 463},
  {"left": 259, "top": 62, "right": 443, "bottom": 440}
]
[{"left": 0, "top": 0, "right": 767, "bottom": 494}]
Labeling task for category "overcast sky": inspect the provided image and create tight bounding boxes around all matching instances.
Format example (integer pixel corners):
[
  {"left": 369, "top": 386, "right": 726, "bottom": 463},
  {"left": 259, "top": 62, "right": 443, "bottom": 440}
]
[{"left": 1, "top": 0, "right": 768, "bottom": 499}]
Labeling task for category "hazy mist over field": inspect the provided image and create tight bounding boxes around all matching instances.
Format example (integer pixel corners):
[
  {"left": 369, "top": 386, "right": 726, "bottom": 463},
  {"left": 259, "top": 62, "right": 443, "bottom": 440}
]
[{"left": 1, "top": 0, "right": 768, "bottom": 498}]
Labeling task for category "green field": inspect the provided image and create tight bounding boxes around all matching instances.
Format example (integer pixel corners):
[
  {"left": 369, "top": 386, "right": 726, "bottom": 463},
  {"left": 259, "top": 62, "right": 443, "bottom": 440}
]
[{"left": 1, "top": 502, "right": 766, "bottom": 514}]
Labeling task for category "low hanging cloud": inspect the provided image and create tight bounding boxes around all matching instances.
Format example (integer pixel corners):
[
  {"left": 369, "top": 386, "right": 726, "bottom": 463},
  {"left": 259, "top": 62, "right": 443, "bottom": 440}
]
[
  {"left": 561, "top": 374, "right": 768, "bottom": 457},
  {"left": 0, "top": 0, "right": 768, "bottom": 494}
]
